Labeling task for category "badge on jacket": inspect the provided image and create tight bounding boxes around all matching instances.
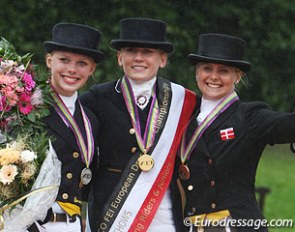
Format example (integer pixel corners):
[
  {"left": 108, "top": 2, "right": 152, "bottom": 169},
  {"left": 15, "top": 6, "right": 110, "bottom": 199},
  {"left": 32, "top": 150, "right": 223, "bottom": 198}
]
[{"left": 220, "top": 127, "right": 235, "bottom": 141}]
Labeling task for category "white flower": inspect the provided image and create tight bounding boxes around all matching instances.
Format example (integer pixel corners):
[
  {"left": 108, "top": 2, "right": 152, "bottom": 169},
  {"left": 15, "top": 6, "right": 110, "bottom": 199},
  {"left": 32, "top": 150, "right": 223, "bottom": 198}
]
[
  {"left": 15, "top": 64, "right": 25, "bottom": 73},
  {"left": 0, "top": 60, "right": 17, "bottom": 73},
  {"left": 20, "top": 150, "right": 37, "bottom": 162},
  {"left": 30, "top": 87, "right": 44, "bottom": 106},
  {"left": 7, "top": 140, "right": 22, "bottom": 150},
  {"left": 0, "top": 164, "right": 18, "bottom": 185}
]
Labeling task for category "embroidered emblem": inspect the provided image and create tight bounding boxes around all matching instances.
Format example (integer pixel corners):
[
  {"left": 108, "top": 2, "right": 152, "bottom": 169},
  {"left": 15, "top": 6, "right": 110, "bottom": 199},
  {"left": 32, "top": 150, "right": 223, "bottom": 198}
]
[{"left": 220, "top": 127, "right": 235, "bottom": 141}]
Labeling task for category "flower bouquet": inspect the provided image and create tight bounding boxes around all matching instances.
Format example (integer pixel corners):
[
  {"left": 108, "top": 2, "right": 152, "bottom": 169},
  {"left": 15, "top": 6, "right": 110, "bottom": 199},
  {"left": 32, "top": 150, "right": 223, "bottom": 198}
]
[{"left": 0, "top": 38, "right": 61, "bottom": 231}]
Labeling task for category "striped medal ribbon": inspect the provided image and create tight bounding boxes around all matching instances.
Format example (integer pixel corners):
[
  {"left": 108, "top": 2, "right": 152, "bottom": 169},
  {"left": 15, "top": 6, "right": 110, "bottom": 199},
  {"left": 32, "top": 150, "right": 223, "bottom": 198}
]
[
  {"left": 51, "top": 89, "right": 94, "bottom": 187},
  {"left": 179, "top": 91, "right": 239, "bottom": 180},
  {"left": 121, "top": 77, "right": 159, "bottom": 171}
]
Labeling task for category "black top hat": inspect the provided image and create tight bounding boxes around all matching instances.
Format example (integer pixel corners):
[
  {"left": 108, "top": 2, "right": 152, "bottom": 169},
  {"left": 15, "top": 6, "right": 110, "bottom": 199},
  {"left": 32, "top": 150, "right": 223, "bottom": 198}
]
[
  {"left": 111, "top": 17, "right": 174, "bottom": 53},
  {"left": 188, "top": 33, "right": 251, "bottom": 72},
  {"left": 43, "top": 23, "right": 104, "bottom": 63}
]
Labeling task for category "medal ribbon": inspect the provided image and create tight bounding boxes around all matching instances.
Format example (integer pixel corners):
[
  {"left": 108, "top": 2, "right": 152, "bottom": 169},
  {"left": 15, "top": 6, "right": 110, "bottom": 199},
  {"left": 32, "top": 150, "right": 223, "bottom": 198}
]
[
  {"left": 50, "top": 89, "right": 94, "bottom": 167},
  {"left": 180, "top": 91, "right": 239, "bottom": 163},
  {"left": 121, "top": 77, "right": 159, "bottom": 155},
  {"left": 100, "top": 81, "right": 195, "bottom": 231}
]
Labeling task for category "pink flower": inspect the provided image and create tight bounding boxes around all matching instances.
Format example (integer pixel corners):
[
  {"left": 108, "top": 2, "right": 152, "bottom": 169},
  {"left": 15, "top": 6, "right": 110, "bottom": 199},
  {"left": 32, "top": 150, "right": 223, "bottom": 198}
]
[
  {"left": 22, "top": 72, "right": 35, "bottom": 92},
  {"left": 5, "top": 90, "right": 18, "bottom": 106},
  {"left": 1, "top": 96, "right": 11, "bottom": 111},
  {"left": 18, "top": 93, "right": 33, "bottom": 115},
  {"left": 0, "top": 95, "right": 4, "bottom": 111},
  {"left": 0, "top": 96, "right": 11, "bottom": 112},
  {"left": 0, "top": 75, "right": 20, "bottom": 106},
  {"left": 0, "top": 74, "right": 18, "bottom": 86}
]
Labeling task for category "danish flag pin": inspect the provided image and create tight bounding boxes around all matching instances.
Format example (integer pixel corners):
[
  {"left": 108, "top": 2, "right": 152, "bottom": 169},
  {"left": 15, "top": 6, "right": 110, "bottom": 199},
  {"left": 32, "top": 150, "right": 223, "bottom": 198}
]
[{"left": 220, "top": 127, "right": 235, "bottom": 141}]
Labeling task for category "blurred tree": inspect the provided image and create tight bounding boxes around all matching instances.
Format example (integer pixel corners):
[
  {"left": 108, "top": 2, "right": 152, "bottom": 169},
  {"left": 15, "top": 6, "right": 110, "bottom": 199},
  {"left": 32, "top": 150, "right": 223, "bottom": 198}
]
[{"left": 0, "top": 0, "right": 294, "bottom": 111}]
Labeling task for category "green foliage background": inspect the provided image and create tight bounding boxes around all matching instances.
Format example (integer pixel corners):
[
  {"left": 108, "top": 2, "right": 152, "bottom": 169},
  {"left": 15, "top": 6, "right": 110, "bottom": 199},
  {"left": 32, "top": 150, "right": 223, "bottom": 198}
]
[
  {"left": 1, "top": 0, "right": 295, "bottom": 111},
  {"left": 256, "top": 145, "right": 295, "bottom": 231},
  {"left": 1, "top": 0, "right": 294, "bottom": 229}
]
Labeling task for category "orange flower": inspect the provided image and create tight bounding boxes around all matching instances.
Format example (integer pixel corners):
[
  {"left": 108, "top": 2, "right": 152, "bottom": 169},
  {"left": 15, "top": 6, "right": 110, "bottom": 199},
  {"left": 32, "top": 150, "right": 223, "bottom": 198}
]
[{"left": 0, "top": 147, "right": 21, "bottom": 166}]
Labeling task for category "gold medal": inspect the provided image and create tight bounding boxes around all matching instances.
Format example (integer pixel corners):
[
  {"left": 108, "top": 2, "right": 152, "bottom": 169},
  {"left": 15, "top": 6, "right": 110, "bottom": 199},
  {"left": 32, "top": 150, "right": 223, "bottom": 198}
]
[
  {"left": 137, "top": 154, "right": 154, "bottom": 171},
  {"left": 179, "top": 164, "right": 190, "bottom": 180}
]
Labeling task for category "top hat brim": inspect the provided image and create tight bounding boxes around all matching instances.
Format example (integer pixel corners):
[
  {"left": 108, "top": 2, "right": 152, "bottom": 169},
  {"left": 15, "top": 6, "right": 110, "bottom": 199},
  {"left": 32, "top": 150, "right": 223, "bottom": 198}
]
[
  {"left": 188, "top": 54, "right": 251, "bottom": 72},
  {"left": 110, "top": 40, "right": 174, "bottom": 53},
  {"left": 43, "top": 41, "right": 105, "bottom": 63}
]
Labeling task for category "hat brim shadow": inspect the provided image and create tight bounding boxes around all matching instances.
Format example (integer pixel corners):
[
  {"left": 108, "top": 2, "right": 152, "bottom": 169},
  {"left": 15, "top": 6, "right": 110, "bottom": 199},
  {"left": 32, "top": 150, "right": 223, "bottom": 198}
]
[
  {"left": 43, "top": 41, "right": 105, "bottom": 63},
  {"left": 188, "top": 54, "right": 251, "bottom": 72},
  {"left": 111, "top": 40, "right": 174, "bottom": 54}
]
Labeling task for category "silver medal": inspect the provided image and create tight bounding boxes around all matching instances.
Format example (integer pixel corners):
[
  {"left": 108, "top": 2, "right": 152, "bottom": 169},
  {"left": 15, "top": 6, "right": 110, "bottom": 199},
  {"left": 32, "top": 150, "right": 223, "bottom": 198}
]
[{"left": 80, "top": 167, "right": 92, "bottom": 185}]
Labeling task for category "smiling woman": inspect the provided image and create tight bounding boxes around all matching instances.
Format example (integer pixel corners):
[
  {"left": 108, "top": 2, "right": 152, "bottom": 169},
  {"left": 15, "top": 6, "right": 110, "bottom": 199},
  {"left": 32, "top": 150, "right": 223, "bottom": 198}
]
[
  {"left": 80, "top": 17, "right": 196, "bottom": 232},
  {"left": 118, "top": 47, "right": 168, "bottom": 83},
  {"left": 26, "top": 22, "right": 104, "bottom": 232},
  {"left": 172, "top": 33, "right": 295, "bottom": 232},
  {"left": 195, "top": 62, "right": 241, "bottom": 101},
  {"left": 46, "top": 51, "right": 96, "bottom": 96}
]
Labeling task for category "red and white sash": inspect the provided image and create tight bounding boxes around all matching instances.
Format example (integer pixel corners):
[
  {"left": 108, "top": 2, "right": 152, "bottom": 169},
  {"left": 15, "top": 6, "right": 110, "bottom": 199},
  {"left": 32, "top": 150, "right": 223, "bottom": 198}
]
[{"left": 98, "top": 81, "right": 196, "bottom": 232}]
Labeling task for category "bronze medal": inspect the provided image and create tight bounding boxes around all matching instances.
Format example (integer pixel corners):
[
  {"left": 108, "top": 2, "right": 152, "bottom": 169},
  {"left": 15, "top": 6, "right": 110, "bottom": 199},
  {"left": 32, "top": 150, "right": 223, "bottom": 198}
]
[
  {"left": 80, "top": 167, "right": 92, "bottom": 185},
  {"left": 137, "top": 154, "right": 154, "bottom": 171},
  {"left": 179, "top": 164, "right": 190, "bottom": 180}
]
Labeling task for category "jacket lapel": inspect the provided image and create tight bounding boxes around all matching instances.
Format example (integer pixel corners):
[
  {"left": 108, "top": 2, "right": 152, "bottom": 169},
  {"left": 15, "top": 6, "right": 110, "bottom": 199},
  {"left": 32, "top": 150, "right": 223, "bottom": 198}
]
[
  {"left": 185, "top": 111, "right": 210, "bottom": 160},
  {"left": 204, "top": 100, "right": 239, "bottom": 137},
  {"left": 44, "top": 106, "right": 80, "bottom": 151},
  {"left": 108, "top": 78, "right": 130, "bottom": 115}
]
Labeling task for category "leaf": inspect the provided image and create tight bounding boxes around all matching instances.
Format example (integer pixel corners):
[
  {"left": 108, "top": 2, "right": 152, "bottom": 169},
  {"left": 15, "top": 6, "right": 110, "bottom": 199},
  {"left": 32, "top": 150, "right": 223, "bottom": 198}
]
[{"left": 26, "top": 113, "right": 35, "bottom": 123}]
